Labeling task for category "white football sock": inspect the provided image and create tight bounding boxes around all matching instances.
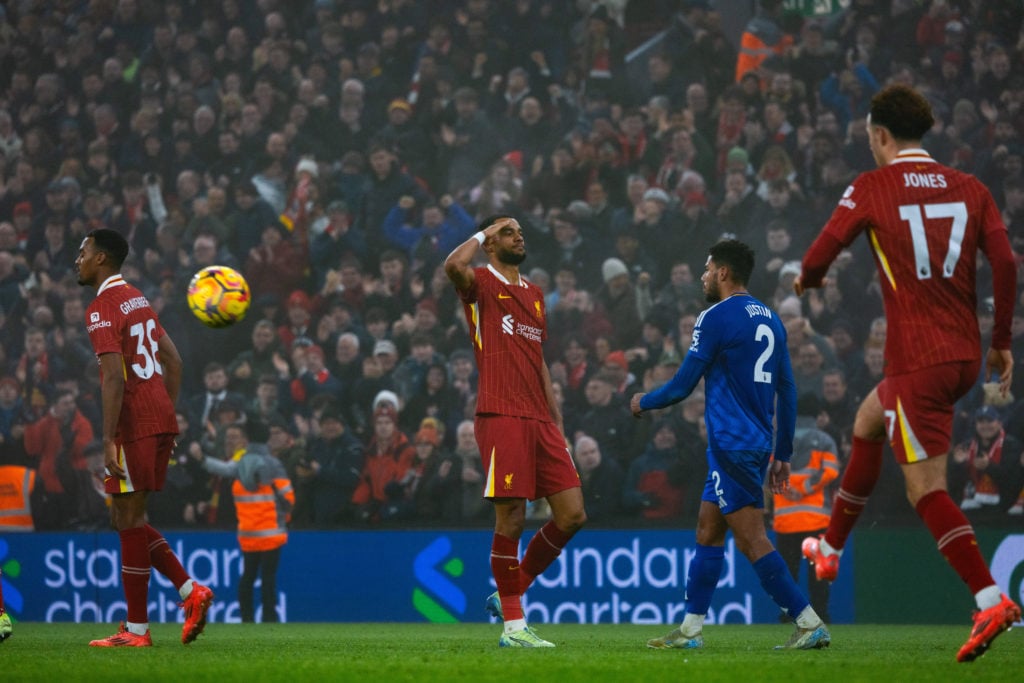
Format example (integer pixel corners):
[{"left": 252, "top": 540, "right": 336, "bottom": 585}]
[
  {"left": 504, "top": 618, "right": 527, "bottom": 634},
  {"left": 179, "top": 579, "right": 194, "bottom": 600},
  {"left": 680, "top": 612, "right": 705, "bottom": 637},
  {"left": 820, "top": 538, "right": 843, "bottom": 558},
  {"left": 125, "top": 621, "right": 148, "bottom": 636},
  {"left": 795, "top": 606, "right": 822, "bottom": 629},
  {"left": 975, "top": 585, "right": 1002, "bottom": 610}
]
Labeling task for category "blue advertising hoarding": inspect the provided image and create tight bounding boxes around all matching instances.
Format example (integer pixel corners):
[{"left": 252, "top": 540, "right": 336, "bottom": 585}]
[{"left": 0, "top": 529, "right": 855, "bottom": 624}]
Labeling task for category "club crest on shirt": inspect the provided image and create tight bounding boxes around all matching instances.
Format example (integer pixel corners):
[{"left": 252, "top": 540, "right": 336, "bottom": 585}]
[
  {"left": 838, "top": 184, "right": 856, "bottom": 209},
  {"left": 504, "top": 473, "right": 514, "bottom": 490},
  {"left": 534, "top": 300, "right": 542, "bottom": 319}
]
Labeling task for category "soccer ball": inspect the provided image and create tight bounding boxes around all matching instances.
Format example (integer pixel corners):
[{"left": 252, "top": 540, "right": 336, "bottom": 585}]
[{"left": 187, "top": 265, "right": 251, "bottom": 328}]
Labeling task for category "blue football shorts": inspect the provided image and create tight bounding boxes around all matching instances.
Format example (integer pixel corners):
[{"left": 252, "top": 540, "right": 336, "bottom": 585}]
[{"left": 701, "top": 449, "right": 772, "bottom": 515}]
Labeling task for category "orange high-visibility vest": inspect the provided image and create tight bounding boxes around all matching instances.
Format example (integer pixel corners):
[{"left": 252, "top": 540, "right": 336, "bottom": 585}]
[
  {"left": 0, "top": 465, "right": 36, "bottom": 532},
  {"left": 232, "top": 477, "right": 294, "bottom": 552},
  {"left": 735, "top": 18, "right": 793, "bottom": 83},
  {"left": 773, "top": 449, "right": 839, "bottom": 534}
]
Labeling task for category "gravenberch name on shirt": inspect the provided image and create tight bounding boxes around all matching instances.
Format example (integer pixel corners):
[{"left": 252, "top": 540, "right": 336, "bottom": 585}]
[{"left": 118, "top": 296, "right": 151, "bottom": 315}]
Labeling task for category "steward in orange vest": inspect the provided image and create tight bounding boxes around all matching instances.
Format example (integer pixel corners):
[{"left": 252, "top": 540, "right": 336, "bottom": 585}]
[
  {"left": 735, "top": 0, "right": 793, "bottom": 85},
  {"left": 200, "top": 424, "right": 294, "bottom": 622},
  {"left": 772, "top": 426, "right": 839, "bottom": 622},
  {"left": 0, "top": 464, "right": 36, "bottom": 532}
]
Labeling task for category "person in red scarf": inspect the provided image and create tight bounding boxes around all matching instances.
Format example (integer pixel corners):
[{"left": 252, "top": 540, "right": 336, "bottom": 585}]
[
  {"left": 950, "top": 405, "right": 1023, "bottom": 520},
  {"left": 22, "top": 390, "right": 94, "bottom": 530}
]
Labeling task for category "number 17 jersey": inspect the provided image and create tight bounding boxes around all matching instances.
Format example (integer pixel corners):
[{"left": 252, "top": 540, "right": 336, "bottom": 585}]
[
  {"left": 802, "top": 149, "right": 1015, "bottom": 375},
  {"left": 85, "top": 274, "right": 179, "bottom": 443}
]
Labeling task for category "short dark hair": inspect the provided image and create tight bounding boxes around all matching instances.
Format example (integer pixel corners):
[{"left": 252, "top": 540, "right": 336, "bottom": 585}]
[
  {"left": 869, "top": 85, "right": 934, "bottom": 142},
  {"left": 87, "top": 228, "right": 129, "bottom": 268},
  {"left": 708, "top": 239, "right": 755, "bottom": 286}
]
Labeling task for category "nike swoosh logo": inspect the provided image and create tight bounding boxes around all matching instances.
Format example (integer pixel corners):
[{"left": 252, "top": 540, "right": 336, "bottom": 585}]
[
  {"left": 508, "top": 565, "right": 520, "bottom": 571},
  {"left": 842, "top": 508, "right": 858, "bottom": 515},
  {"left": 498, "top": 294, "right": 512, "bottom": 299}
]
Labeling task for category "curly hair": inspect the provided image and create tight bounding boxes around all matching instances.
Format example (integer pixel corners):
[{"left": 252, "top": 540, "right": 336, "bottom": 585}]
[{"left": 869, "top": 85, "right": 935, "bottom": 142}]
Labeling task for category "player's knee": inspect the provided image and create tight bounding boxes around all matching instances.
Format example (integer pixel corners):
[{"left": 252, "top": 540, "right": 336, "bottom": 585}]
[{"left": 557, "top": 507, "right": 587, "bottom": 534}]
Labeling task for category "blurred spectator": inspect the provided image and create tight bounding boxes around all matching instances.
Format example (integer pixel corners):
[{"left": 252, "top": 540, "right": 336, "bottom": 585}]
[
  {"left": 352, "top": 403, "right": 415, "bottom": 522},
  {"left": 622, "top": 417, "right": 687, "bottom": 520},
  {"left": 574, "top": 371, "right": 636, "bottom": 467},
  {"left": 295, "top": 409, "right": 363, "bottom": 528},
  {"left": 22, "top": 389, "right": 93, "bottom": 530},
  {"left": 595, "top": 257, "right": 642, "bottom": 350},
  {"left": 950, "top": 405, "right": 1024, "bottom": 520},
  {"left": 381, "top": 420, "right": 460, "bottom": 522},
  {"left": 452, "top": 418, "right": 488, "bottom": 522},
  {"left": 227, "top": 320, "right": 281, "bottom": 396},
  {"left": 186, "top": 362, "right": 246, "bottom": 432},
  {"left": 574, "top": 434, "right": 624, "bottom": 523}
]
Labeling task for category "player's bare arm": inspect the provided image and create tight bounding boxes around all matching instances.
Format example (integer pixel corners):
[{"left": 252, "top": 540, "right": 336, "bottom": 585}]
[
  {"left": 98, "top": 352, "right": 126, "bottom": 479},
  {"left": 157, "top": 333, "right": 183, "bottom": 405}
]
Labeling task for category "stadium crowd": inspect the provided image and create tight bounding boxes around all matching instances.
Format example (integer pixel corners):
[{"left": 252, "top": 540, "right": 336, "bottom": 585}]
[{"left": 1, "top": 0, "right": 1023, "bottom": 531}]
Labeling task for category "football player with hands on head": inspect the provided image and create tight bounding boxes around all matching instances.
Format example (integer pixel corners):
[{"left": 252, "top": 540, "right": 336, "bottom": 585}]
[
  {"left": 76, "top": 229, "right": 214, "bottom": 647},
  {"left": 445, "top": 215, "right": 586, "bottom": 648},
  {"left": 632, "top": 239, "right": 830, "bottom": 652},
  {"left": 794, "top": 84, "right": 1020, "bottom": 662}
]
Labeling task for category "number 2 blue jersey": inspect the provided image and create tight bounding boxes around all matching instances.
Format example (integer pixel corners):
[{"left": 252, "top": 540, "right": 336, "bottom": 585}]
[{"left": 689, "top": 294, "right": 796, "bottom": 460}]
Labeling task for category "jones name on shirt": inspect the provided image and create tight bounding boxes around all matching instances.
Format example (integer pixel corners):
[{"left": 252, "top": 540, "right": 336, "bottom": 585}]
[{"left": 902, "top": 172, "right": 947, "bottom": 188}]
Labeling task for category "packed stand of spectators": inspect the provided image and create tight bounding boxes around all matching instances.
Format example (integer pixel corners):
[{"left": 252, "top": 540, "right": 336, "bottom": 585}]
[{"left": 1, "top": 0, "right": 1023, "bottom": 530}]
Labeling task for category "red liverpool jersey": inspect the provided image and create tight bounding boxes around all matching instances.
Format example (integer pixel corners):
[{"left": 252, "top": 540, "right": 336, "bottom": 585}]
[
  {"left": 457, "top": 265, "right": 552, "bottom": 421},
  {"left": 802, "top": 149, "right": 1016, "bottom": 375},
  {"left": 85, "top": 274, "right": 179, "bottom": 442}
]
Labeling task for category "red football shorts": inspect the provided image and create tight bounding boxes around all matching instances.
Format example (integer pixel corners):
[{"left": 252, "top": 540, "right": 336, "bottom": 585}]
[
  {"left": 877, "top": 359, "right": 980, "bottom": 464},
  {"left": 104, "top": 433, "right": 176, "bottom": 494},
  {"left": 475, "top": 414, "right": 579, "bottom": 500}
]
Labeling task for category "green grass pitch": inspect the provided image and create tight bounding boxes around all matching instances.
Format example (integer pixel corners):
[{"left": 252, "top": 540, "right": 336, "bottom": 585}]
[{"left": 1, "top": 622, "right": 1020, "bottom": 682}]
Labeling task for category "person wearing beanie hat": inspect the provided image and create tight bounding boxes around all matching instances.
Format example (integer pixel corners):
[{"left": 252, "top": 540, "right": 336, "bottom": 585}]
[
  {"left": 352, "top": 394, "right": 415, "bottom": 523},
  {"left": 295, "top": 158, "right": 319, "bottom": 179},
  {"left": 372, "top": 389, "right": 400, "bottom": 413},
  {"left": 601, "top": 257, "right": 629, "bottom": 284},
  {"left": 726, "top": 146, "right": 750, "bottom": 172},
  {"left": 445, "top": 213, "right": 586, "bottom": 647},
  {"left": 597, "top": 257, "right": 643, "bottom": 350},
  {"left": 414, "top": 422, "right": 441, "bottom": 447}
]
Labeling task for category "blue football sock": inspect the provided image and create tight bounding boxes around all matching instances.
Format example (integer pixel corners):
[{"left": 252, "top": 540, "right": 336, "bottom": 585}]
[
  {"left": 753, "top": 550, "right": 809, "bottom": 618},
  {"left": 684, "top": 544, "right": 725, "bottom": 616}
]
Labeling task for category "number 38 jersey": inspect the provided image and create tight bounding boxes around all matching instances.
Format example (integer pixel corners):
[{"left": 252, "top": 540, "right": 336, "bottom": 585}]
[
  {"left": 85, "top": 274, "right": 178, "bottom": 442},
  {"left": 802, "top": 149, "right": 1016, "bottom": 375}
]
